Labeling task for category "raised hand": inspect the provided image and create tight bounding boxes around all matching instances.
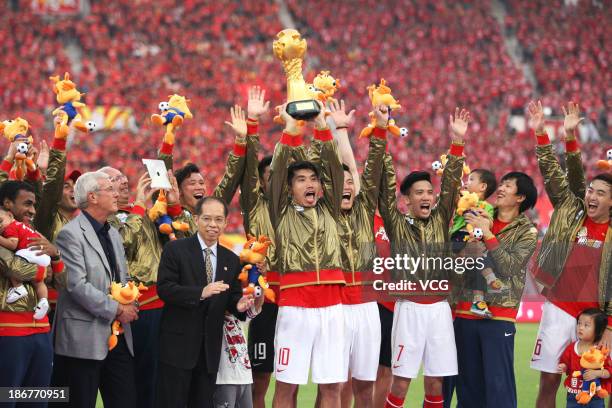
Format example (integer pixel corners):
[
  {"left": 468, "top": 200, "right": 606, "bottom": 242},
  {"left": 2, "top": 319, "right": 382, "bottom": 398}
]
[
  {"left": 527, "top": 100, "right": 545, "bottom": 133},
  {"left": 36, "top": 140, "right": 50, "bottom": 174},
  {"left": 276, "top": 103, "right": 298, "bottom": 133},
  {"left": 373, "top": 104, "right": 390, "bottom": 128},
  {"left": 561, "top": 101, "right": 584, "bottom": 135},
  {"left": 224, "top": 105, "right": 247, "bottom": 139},
  {"left": 134, "top": 173, "right": 152, "bottom": 207},
  {"left": 247, "top": 86, "right": 270, "bottom": 120},
  {"left": 449, "top": 107, "right": 471, "bottom": 142},
  {"left": 166, "top": 169, "right": 180, "bottom": 206},
  {"left": 327, "top": 99, "right": 355, "bottom": 129}
]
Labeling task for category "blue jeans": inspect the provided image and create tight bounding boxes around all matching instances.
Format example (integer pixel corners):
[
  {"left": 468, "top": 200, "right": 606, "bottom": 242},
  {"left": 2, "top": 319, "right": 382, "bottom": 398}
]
[{"left": 566, "top": 393, "right": 605, "bottom": 408}]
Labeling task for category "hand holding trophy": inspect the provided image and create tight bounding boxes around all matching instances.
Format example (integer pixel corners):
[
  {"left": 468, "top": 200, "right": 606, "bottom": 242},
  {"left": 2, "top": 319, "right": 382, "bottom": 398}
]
[{"left": 272, "top": 29, "right": 321, "bottom": 120}]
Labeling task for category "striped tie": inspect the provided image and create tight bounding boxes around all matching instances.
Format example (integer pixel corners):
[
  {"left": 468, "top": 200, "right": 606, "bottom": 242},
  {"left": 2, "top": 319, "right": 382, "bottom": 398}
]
[{"left": 204, "top": 248, "right": 214, "bottom": 284}]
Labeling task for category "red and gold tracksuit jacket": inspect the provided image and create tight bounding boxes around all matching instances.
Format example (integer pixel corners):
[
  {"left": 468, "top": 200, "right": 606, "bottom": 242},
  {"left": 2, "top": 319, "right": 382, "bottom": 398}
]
[{"left": 269, "top": 128, "right": 345, "bottom": 307}]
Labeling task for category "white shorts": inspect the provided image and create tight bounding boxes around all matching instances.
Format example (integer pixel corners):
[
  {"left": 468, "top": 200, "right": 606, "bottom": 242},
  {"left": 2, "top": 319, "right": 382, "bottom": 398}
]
[
  {"left": 274, "top": 304, "right": 346, "bottom": 385},
  {"left": 343, "top": 302, "right": 381, "bottom": 381},
  {"left": 530, "top": 301, "right": 577, "bottom": 373},
  {"left": 391, "top": 300, "right": 457, "bottom": 378}
]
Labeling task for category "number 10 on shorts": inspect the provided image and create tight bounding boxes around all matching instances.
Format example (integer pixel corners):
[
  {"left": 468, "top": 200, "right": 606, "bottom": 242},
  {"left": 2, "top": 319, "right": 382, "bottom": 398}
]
[{"left": 278, "top": 347, "right": 290, "bottom": 366}]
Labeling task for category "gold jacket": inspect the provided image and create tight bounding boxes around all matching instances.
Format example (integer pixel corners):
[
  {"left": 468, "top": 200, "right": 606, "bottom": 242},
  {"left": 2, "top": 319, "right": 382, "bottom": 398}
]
[
  {"left": 535, "top": 142, "right": 612, "bottom": 316},
  {"left": 270, "top": 130, "right": 345, "bottom": 289},
  {"left": 454, "top": 212, "right": 538, "bottom": 319},
  {"left": 378, "top": 145, "right": 463, "bottom": 286},
  {"left": 33, "top": 146, "right": 67, "bottom": 242},
  {"left": 337, "top": 134, "right": 387, "bottom": 284},
  {"left": 241, "top": 128, "right": 307, "bottom": 282}
]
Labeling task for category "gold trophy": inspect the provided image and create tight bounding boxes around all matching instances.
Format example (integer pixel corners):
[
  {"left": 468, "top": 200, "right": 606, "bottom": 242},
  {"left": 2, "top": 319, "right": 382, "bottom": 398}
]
[{"left": 273, "top": 29, "right": 321, "bottom": 120}]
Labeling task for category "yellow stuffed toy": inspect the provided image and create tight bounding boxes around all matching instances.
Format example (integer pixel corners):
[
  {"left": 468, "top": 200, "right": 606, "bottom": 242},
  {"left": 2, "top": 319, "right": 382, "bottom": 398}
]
[
  {"left": 596, "top": 148, "right": 612, "bottom": 171},
  {"left": 0, "top": 118, "right": 36, "bottom": 181},
  {"left": 359, "top": 79, "right": 407, "bottom": 138},
  {"left": 108, "top": 281, "right": 148, "bottom": 350},
  {"left": 238, "top": 235, "right": 275, "bottom": 302},
  {"left": 151, "top": 94, "right": 193, "bottom": 146},
  {"left": 572, "top": 347, "right": 610, "bottom": 404},
  {"left": 456, "top": 191, "right": 486, "bottom": 240},
  {"left": 312, "top": 70, "right": 340, "bottom": 103},
  {"left": 49, "top": 72, "right": 96, "bottom": 139},
  {"left": 147, "top": 190, "right": 189, "bottom": 241}
]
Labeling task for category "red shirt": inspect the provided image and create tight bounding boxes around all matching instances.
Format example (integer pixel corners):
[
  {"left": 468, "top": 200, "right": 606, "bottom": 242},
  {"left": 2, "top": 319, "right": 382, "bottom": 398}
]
[
  {"left": 492, "top": 218, "right": 510, "bottom": 235},
  {"left": 559, "top": 341, "right": 612, "bottom": 394},
  {"left": 547, "top": 217, "right": 608, "bottom": 319},
  {"left": 2, "top": 221, "right": 41, "bottom": 250}
]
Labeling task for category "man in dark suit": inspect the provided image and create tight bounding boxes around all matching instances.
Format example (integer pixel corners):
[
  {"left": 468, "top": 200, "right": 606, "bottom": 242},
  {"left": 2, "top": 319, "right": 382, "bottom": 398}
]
[{"left": 156, "top": 196, "right": 259, "bottom": 408}]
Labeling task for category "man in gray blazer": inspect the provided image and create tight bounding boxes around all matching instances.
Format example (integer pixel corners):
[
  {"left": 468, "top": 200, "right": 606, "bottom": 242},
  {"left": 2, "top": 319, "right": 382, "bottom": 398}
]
[{"left": 51, "top": 171, "right": 138, "bottom": 408}]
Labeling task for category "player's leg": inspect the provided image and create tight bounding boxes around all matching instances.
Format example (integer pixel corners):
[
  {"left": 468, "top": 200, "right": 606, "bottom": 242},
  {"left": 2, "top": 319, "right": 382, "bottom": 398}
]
[
  {"left": 454, "top": 318, "right": 485, "bottom": 407},
  {"left": 249, "top": 302, "right": 278, "bottom": 408},
  {"left": 532, "top": 302, "right": 576, "bottom": 408},
  {"left": 349, "top": 302, "right": 381, "bottom": 408},
  {"left": 374, "top": 303, "right": 393, "bottom": 407},
  {"left": 422, "top": 301, "right": 458, "bottom": 408},
  {"left": 312, "top": 304, "right": 346, "bottom": 408},
  {"left": 480, "top": 319, "right": 517, "bottom": 408},
  {"left": 272, "top": 306, "right": 315, "bottom": 407},
  {"left": 386, "top": 301, "right": 426, "bottom": 407}
]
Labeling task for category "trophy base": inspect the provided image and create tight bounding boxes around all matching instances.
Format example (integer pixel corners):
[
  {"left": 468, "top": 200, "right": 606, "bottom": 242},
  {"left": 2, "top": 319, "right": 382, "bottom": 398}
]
[{"left": 286, "top": 100, "right": 321, "bottom": 120}]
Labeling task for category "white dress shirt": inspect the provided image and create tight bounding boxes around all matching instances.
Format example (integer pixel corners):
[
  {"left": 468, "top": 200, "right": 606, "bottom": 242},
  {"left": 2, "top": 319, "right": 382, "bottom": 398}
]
[{"left": 197, "top": 233, "right": 218, "bottom": 282}]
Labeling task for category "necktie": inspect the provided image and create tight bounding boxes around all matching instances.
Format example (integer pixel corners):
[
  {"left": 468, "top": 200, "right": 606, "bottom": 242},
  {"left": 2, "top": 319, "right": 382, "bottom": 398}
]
[{"left": 204, "top": 248, "right": 214, "bottom": 284}]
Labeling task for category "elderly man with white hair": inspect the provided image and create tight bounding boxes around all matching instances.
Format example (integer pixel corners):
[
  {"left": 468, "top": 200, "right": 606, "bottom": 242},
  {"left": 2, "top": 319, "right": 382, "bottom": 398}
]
[{"left": 51, "top": 171, "right": 138, "bottom": 408}]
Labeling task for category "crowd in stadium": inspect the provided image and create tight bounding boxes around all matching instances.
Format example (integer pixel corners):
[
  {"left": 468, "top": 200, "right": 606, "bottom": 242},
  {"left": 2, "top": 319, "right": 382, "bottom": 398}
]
[{"left": 0, "top": 1, "right": 611, "bottom": 408}]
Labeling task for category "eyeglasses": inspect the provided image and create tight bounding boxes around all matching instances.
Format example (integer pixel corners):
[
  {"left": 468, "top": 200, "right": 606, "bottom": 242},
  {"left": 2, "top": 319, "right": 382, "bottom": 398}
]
[
  {"left": 198, "top": 216, "right": 226, "bottom": 225},
  {"left": 96, "top": 186, "right": 115, "bottom": 194}
]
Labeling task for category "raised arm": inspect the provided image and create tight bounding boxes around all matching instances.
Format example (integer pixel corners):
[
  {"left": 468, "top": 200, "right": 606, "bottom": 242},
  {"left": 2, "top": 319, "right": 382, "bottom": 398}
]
[
  {"left": 528, "top": 101, "right": 575, "bottom": 208},
  {"left": 269, "top": 105, "right": 302, "bottom": 228},
  {"left": 360, "top": 126, "right": 388, "bottom": 220},
  {"left": 309, "top": 106, "right": 344, "bottom": 218},
  {"left": 34, "top": 135, "right": 67, "bottom": 240},
  {"left": 212, "top": 105, "right": 248, "bottom": 204},
  {"left": 435, "top": 108, "right": 469, "bottom": 225},
  {"left": 240, "top": 86, "right": 270, "bottom": 228},
  {"left": 328, "top": 100, "right": 360, "bottom": 195},
  {"left": 562, "top": 102, "right": 586, "bottom": 199}
]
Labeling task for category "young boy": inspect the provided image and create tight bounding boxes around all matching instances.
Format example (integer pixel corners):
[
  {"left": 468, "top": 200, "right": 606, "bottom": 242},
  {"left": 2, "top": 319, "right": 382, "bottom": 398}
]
[
  {"left": 450, "top": 169, "right": 500, "bottom": 318},
  {"left": 0, "top": 209, "right": 50, "bottom": 319},
  {"left": 214, "top": 306, "right": 261, "bottom": 408}
]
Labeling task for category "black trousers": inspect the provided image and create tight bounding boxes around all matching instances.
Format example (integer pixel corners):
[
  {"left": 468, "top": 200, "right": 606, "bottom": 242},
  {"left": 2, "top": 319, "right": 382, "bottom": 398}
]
[
  {"left": 454, "top": 318, "right": 517, "bottom": 408},
  {"left": 50, "top": 336, "right": 136, "bottom": 408},
  {"left": 132, "top": 308, "right": 162, "bottom": 408},
  {"left": 155, "top": 339, "right": 216, "bottom": 408}
]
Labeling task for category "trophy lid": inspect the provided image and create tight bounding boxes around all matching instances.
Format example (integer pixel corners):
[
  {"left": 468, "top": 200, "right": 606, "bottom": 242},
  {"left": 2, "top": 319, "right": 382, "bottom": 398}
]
[{"left": 273, "top": 29, "right": 307, "bottom": 61}]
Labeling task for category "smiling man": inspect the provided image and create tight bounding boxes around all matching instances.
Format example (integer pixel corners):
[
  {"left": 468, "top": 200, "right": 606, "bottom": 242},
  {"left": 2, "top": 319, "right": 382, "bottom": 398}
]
[
  {"left": 269, "top": 105, "right": 346, "bottom": 408},
  {"left": 530, "top": 101, "right": 612, "bottom": 408},
  {"left": 378, "top": 108, "right": 469, "bottom": 408}
]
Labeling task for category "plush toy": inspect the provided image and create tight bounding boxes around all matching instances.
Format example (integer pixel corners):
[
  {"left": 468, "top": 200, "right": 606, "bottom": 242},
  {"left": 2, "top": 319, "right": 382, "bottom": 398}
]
[
  {"left": 0, "top": 118, "right": 36, "bottom": 181},
  {"left": 596, "top": 148, "right": 612, "bottom": 171},
  {"left": 359, "top": 79, "right": 407, "bottom": 138},
  {"left": 572, "top": 346, "right": 610, "bottom": 404},
  {"left": 456, "top": 191, "right": 486, "bottom": 241},
  {"left": 151, "top": 95, "right": 193, "bottom": 146},
  {"left": 0, "top": 117, "right": 31, "bottom": 143},
  {"left": 148, "top": 190, "right": 189, "bottom": 241},
  {"left": 432, "top": 154, "right": 471, "bottom": 177},
  {"left": 238, "top": 235, "right": 275, "bottom": 302},
  {"left": 312, "top": 70, "right": 340, "bottom": 103},
  {"left": 108, "top": 281, "right": 148, "bottom": 350},
  {"left": 49, "top": 72, "right": 96, "bottom": 139}
]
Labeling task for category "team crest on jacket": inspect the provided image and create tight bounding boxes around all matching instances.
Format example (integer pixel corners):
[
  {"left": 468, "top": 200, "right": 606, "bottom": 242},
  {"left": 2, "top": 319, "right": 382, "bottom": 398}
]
[{"left": 576, "top": 226, "right": 603, "bottom": 248}]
